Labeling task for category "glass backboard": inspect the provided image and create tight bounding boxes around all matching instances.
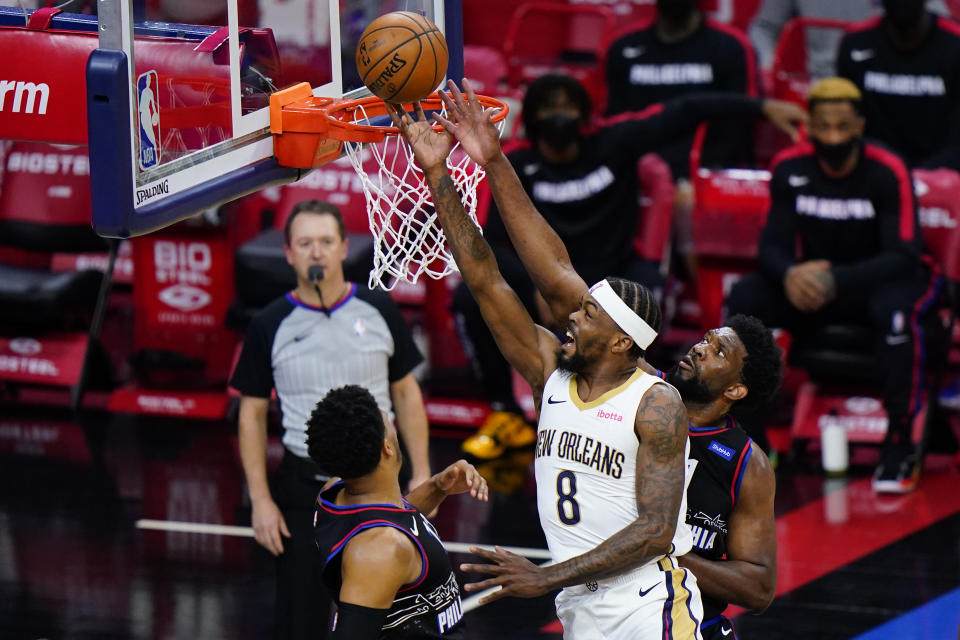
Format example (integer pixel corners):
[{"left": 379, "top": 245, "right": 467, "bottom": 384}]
[{"left": 88, "top": 0, "right": 463, "bottom": 237}]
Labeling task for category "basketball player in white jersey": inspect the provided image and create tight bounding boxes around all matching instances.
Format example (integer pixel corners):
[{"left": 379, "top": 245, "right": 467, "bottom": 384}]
[{"left": 390, "top": 85, "right": 703, "bottom": 639}]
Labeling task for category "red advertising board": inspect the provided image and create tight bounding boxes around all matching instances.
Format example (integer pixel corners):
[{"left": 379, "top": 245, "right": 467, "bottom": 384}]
[
  {"left": 51, "top": 241, "right": 135, "bottom": 284},
  {"left": 131, "top": 226, "right": 238, "bottom": 385},
  {"left": 0, "top": 28, "right": 92, "bottom": 144},
  {"left": 790, "top": 382, "right": 925, "bottom": 445},
  {"left": 108, "top": 386, "right": 231, "bottom": 419},
  {"left": 1, "top": 141, "right": 92, "bottom": 227},
  {"left": 0, "top": 417, "right": 91, "bottom": 463},
  {"left": 0, "top": 333, "right": 87, "bottom": 386}
]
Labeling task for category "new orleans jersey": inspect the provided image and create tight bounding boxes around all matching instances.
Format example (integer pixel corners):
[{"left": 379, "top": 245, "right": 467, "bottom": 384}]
[{"left": 534, "top": 368, "right": 694, "bottom": 565}]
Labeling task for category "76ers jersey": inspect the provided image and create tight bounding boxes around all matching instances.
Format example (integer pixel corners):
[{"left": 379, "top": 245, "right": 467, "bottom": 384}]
[
  {"left": 686, "top": 417, "right": 754, "bottom": 622},
  {"left": 314, "top": 484, "right": 464, "bottom": 638},
  {"left": 534, "top": 368, "right": 694, "bottom": 565}
]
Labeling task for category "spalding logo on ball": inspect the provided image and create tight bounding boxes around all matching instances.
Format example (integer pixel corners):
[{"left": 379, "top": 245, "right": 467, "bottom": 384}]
[{"left": 356, "top": 11, "right": 449, "bottom": 104}]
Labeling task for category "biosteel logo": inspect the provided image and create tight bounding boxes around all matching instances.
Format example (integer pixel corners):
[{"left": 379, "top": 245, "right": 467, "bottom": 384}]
[{"left": 0, "top": 80, "right": 50, "bottom": 115}]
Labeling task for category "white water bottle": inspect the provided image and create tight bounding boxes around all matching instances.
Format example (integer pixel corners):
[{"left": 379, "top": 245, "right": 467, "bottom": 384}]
[{"left": 821, "top": 412, "right": 849, "bottom": 477}]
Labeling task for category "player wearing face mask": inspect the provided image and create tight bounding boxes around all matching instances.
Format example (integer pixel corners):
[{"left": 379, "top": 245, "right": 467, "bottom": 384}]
[
  {"left": 727, "top": 78, "right": 936, "bottom": 494},
  {"left": 479, "top": 74, "right": 803, "bottom": 292}
]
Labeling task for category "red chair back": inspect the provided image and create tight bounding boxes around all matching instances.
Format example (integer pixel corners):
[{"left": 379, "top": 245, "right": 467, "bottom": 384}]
[
  {"left": 633, "top": 153, "right": 674, "bottom": 263},
  {"left": 771, "top": 17, "right": 852, "bottom": 106},
  {"left": 914, "top": 168, "right": 960, "bottom": 282},
  {"left": 503, "top": 2, "right": 616, "bottom": 106}
]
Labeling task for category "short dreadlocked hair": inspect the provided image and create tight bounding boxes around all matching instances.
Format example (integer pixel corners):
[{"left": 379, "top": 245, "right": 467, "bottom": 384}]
[
  {"left": 604, "top": 277, "right": 662, "bottom": 360},
  {"left": 725, "top": 314, "right": 783, "bottom": 410},
  {"left": 306, "top": 385, "right": 385, "bottom": 480}
]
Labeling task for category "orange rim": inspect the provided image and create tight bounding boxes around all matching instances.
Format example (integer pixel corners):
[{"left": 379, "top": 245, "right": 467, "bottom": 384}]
[{"left": 320, "top": 93, "right": 510, "bottom": 144}]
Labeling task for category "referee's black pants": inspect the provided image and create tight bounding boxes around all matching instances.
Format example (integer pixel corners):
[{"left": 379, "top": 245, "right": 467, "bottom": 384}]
[
  {"left": 726, "top": 270, "right": 939, "bottom": 447},
  {"left": 271, "top": 449, "right": 332, "bottom": 640}
]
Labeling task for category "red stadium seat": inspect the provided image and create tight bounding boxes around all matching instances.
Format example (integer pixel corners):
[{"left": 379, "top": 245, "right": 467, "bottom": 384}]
[
  {"left": 689, "top": 124, "right": 772, "bottom": 331},
  {"left": 634, "top": 152, "right": 675, "bottom": 265},
  {"left": 0, "top": 141, "right": 117, "bottom": 406},
  {"left": 701, "top": 0, "right": 764, "bottom": 33},
  {"left": 464, "top": 45, "right": 510, "bottom": 97},
  {"left": 503, "top": 2, "right": 617, "bottom": 107},
  {"left": 771, "top": 17, "right": 852, "bottom": 106}
]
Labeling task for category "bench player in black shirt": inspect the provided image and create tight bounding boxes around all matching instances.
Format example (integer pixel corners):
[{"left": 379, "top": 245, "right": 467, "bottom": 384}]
[
  {"left": 727, "top": 78, "right": 936, "bottom": 493},
  {"left": 307, "top": 385, "right": 488, "bottom": 639},
  {"left": 604, "top": 0, "right": 760, "bottom": 178},
  {"left": 838, "top": 0, "right": 960, "bottom": 169}
]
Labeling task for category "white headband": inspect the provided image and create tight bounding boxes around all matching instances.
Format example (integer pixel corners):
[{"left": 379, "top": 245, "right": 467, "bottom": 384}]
[{"left": 588, "top": 280, "right": 658, "bottom": 350}]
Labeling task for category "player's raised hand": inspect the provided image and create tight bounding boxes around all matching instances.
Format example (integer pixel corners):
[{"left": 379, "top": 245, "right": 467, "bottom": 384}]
[
  {"left": 761, "top": 98, "right": 809, "bottom": 143},
  {"left": 433, "top": 78, "right": 504, "bottom": 167},
  {"left": 433, "top": 459, "right": 489, "bottom": 502},
  {"left": 460, "top": 546, "right": 551, "bottom": 604},
  {"left": 388, "top": 101, "right": 452, "bottom": 172}
]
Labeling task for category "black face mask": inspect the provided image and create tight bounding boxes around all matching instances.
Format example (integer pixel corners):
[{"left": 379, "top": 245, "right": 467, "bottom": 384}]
[
  {"left": 535, "top": 114, "right": 581, "bottom": 150},
  {"left": 882, "top": 0, "right": 925, "bottom": 31},
  {"left": 813, "top": 136, "right": 861, "bottom": 171},
  {"left": 657, "top": 0, "right": 698, "bottom": 22}
]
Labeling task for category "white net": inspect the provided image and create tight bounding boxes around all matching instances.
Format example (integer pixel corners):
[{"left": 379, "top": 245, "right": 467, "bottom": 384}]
[{"left": 340, "top": 102, "right": 506, "bottom": 291}]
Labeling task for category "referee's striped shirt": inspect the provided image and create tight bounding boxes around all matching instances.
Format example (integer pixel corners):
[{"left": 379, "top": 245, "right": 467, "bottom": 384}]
[{"left": 230, "top": 283, "right": 423, "bottom": 458}]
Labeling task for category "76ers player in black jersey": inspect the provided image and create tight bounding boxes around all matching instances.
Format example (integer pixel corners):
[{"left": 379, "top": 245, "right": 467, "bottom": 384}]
[
  {"left": 306, "top": 385, "right": 488, "bottom": 639},
  {"left": 651, "top": 316, "right": 782, "bottom": 639}
]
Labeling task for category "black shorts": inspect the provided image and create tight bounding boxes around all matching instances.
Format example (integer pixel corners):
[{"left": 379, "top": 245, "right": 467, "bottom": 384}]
[{"left": 701, "top": 615, "right": 737, "bottom": 640}]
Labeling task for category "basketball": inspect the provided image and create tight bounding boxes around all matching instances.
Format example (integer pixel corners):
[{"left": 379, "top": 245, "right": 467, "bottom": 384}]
[{"left": 355, "top": 11, "right": 449, "bottom": 104}]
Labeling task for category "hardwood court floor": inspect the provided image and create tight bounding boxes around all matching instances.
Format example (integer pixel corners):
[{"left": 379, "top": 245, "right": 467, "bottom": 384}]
[{"left": 1, "top": 407, "right": 958, "bottom": 639}]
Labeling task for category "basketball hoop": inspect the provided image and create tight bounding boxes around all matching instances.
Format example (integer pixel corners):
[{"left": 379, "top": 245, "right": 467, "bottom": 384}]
[{"left": 271, "top": 86, "right": 509, "bottom": 290}]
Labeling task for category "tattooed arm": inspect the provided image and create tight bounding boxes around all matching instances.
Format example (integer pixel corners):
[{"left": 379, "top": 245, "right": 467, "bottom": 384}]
[
  {"left": 435, "top": 79, "right": 588, "bottom": 325},
  {"left": 678, "top": 442, "right": 777, "bottom": 611},
  {"left": 460, "top": 383, "right": 689, "bottom": 603},
  {"left": 388, "top": 103, "right": 558, "bottom": 392}
]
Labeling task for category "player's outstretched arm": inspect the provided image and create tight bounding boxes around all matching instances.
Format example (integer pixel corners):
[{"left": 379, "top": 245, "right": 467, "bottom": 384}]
[
  {"left": 460, "top": 383, "right": 688, "bottom": 602},
  {"left": 405, "top": 460, "right": 489, "bottom": 516},
  {"left": 607, "top": 93, "right": 807, "bottom": 151},
  {"left": 389, "top": 103, "right": 558, "bottom": 393},
  {"left": 334, "top": 527, "right": 421, "bottom": 639},
  {"left": 678, "top": 442, "right": 777, "bottom": 611},
  {"left": 434, "top": 79, "right": 588, "bottom": 323}
]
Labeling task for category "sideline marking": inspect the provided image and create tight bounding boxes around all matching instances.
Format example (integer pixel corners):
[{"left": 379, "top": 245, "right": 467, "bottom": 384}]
[{"left": 135, "top": 519, "right": 552, "bottom": 560}]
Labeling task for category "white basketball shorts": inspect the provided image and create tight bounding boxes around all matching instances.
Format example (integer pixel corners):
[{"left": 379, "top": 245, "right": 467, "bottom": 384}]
[{"left": 554, "top": 555, "right": 704, "bottom": 640}]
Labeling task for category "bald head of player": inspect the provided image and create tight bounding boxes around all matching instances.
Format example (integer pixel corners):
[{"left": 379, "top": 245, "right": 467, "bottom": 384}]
[
  {"left": 806, "top": 77, "right": 866, "bottom": 177},
  {"left": 664, "top": 314, "right": 782, "bottom": 415},
  {"left": 306, "top": 385, "right": 403, "bottom": 482},
  {"left": 557, "top": 277, "right": 662, "bottom": 377}
]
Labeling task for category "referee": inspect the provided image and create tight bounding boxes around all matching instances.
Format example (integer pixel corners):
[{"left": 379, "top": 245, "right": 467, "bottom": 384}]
[{"left": 230, "top": 200, "right": 430, "bottom": 640}]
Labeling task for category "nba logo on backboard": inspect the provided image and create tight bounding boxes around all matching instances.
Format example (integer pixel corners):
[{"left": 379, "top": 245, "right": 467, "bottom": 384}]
[{"left": 137, "top": 70, "right": 161, "bottom": 171}]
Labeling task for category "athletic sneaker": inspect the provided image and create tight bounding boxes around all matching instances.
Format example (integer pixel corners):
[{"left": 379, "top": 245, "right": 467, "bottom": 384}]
[
  {"left": 872, "top": 448, "right": 921, "bottom": 494},
  {"left": 475, "top": 450, "right": 535, "bottom": 495},
  {"left": 461, "top": 411, "right": 537, "bottom": 459}
]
